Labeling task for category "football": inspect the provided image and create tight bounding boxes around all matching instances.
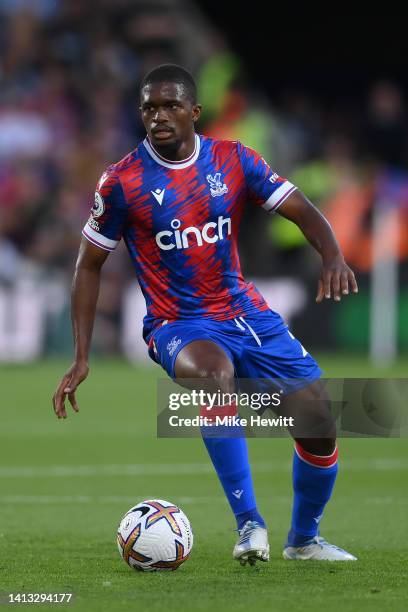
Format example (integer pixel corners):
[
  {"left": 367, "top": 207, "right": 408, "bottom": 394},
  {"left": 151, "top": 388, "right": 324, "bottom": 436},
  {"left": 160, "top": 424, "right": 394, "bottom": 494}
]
[{"left": 117, "top": 499, "right": 193, "bottom": 571}]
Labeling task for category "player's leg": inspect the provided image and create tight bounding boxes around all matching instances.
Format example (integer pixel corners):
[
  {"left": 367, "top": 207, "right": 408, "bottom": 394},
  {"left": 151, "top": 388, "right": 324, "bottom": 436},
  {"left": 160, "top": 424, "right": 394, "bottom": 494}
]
[
  {"left": 175, "top": 340, "right": 269, "bottom": 565},
  {"left": 237, "top": 312, "right": 356, "bottom": 560},
  {"left": 283, "top": 380, "right": 337, "bottom": 544},
  {"left": 277, "top": 380, "right": 354, "bottom": 560}
]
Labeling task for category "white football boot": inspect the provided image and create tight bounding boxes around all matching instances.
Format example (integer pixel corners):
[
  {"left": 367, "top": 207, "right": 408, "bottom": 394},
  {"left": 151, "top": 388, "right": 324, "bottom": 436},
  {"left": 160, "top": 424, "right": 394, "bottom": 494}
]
[
  {"left": 283, "top": 535, "right": 357, "bottom": 561},
  {"left": 233, "top": 521, "right": 270, "bottom": 566}
]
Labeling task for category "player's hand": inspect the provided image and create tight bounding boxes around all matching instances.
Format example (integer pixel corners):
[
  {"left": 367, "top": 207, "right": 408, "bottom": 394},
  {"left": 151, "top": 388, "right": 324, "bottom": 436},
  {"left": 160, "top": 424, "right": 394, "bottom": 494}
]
[
  {"left": 316, "top": 254, "right": 358, "bottom": 303},
  {"left": 52, "top": 361, "right": 89, "bottom": 419}
]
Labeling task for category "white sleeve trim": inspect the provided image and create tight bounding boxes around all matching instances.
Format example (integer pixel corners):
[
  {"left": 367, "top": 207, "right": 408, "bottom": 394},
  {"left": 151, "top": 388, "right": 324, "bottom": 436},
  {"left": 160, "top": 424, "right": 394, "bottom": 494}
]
[
  {"left": 262, "top": 182, "right": 297, "bottom": 213},
  {"left": 82, "top": 224, "right": 118, "bottom": 251}
]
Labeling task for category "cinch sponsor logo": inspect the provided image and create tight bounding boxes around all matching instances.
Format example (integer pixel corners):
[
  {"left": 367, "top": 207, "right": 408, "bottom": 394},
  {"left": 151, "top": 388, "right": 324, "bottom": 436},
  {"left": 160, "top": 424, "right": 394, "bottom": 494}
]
[{"left": 155, "top": 216, "right": 232, "bottom": 251}]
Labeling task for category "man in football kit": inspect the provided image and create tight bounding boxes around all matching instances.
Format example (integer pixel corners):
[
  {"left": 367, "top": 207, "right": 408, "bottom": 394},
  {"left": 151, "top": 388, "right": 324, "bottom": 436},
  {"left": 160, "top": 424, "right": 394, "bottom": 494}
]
[{"left": 53, "top": 64, "right": 359, "bottom": 564}]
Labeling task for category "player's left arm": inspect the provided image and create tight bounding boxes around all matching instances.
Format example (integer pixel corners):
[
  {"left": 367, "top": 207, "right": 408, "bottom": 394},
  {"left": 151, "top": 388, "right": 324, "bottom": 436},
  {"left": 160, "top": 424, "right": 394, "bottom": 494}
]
[{"left": 277, "top": 190, "right": 358, "bottom": 302}]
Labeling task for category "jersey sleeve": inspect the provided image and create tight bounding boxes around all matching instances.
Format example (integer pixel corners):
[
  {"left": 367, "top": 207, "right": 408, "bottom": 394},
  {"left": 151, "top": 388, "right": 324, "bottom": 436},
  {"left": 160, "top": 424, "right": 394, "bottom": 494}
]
[
  {"left": 237, "top": 142, "right": 297, "bottom": 213},
  {"left": 82, "top": 169, "right": 128, "bottom": 251}
]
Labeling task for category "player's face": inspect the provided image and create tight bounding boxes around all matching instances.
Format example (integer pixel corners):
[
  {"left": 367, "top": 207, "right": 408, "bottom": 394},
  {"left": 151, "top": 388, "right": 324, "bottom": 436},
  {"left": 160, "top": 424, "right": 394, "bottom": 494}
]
[{"left": 140, "top": 82, "right": 201, "bottom": 154}]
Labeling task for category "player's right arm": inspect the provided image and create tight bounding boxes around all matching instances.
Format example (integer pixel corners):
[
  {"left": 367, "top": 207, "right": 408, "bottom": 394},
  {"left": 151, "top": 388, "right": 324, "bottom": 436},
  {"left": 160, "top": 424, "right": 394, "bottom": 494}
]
[
  {"left": 52, "top": 239, "right": 109, "bottom": 418},
  {"left": 53, "top": 168, "right": 128, "bottom": 418}
]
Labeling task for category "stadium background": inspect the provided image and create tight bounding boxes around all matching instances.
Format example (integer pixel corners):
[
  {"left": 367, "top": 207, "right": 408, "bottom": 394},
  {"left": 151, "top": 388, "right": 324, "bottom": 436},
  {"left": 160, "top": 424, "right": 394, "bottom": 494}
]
[
  {"left": 1, "top": 0, "right": 407, "bottom": 363},
  {"left": 0, "top": 2, "right": 407, "bottom": 611}
]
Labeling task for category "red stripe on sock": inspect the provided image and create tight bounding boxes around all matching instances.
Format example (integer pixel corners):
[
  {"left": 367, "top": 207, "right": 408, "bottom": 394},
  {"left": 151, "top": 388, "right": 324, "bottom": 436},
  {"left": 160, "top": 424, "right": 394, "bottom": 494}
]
[
  {"left": 200, "top": 403, "right": 237, "bottom": 423},
  {"left": 295, "top": 443, "right": 338, "bottom": 468}
]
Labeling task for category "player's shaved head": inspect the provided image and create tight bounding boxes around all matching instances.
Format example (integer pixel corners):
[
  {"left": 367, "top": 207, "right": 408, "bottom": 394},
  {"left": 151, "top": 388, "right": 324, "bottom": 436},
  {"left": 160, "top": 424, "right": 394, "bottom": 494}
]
[{"left": 140, "top": 64, "right": 197, "bottom": 104}]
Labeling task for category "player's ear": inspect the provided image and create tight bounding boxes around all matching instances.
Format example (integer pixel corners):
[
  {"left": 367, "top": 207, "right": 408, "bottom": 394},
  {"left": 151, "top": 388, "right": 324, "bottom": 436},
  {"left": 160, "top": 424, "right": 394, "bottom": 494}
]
[{"left": 192, "top": 104, "right": 202, "bottom": 123}]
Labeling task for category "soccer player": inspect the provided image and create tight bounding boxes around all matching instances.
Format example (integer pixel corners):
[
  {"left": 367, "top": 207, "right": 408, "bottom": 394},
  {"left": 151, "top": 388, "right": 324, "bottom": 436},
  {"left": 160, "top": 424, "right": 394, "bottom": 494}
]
[{"left": 53, "top": 64, "right": 358, "bottom": 564}]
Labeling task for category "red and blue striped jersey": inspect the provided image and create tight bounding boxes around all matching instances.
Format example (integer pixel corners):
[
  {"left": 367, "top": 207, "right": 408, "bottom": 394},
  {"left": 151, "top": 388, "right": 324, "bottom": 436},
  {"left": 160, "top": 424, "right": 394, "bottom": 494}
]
[{"left": 83, "top": 134, "right": 297, "bottom": 340}]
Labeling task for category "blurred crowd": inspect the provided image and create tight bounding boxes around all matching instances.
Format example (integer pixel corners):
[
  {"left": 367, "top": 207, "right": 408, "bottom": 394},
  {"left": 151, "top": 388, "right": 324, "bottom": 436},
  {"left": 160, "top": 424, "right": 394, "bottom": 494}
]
[{"left": 1, "top": 0, "right": 407, "bottom": 359}]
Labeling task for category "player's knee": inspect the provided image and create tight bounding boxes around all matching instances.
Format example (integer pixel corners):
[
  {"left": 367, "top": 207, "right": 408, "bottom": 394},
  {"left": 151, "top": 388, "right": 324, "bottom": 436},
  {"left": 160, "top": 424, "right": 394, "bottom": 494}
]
[
  {"left": 196, "top": 362, "right": 234, "bottom": 393},
  {"left": 281, "top": 380, "right": 336, "bottom": 441},
  {"left": 174, "top": 340, "right": 235, "bottom": 392}
]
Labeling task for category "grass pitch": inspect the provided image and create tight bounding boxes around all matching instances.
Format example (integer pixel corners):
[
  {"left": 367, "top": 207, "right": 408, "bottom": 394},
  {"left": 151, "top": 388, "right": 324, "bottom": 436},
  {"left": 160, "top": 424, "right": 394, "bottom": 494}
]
[{"left": 0, "top": 356, "right": 407, "bottom": 611}]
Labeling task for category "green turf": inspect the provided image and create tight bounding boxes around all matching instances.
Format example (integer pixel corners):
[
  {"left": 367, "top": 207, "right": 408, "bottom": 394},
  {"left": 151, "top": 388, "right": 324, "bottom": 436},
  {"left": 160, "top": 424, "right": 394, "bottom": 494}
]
[{"left": 0, "top": 357, "right": 407, "bottom": 611}]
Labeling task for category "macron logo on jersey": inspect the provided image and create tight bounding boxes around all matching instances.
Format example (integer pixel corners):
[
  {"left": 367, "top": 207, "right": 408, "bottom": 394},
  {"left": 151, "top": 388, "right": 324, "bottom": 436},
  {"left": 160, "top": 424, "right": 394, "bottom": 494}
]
[
  {"left": 155, "top": 215, "right": 232, "bottom": 251},
  {"left": 151, "top": 188, "right": 165, "bottom": 205}
]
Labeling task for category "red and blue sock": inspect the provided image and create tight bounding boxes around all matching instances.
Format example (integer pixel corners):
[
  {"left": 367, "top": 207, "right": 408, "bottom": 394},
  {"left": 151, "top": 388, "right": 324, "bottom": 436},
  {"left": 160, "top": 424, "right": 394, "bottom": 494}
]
[
  {"left": 287, "top": 442, "right": 338, "bottom": 547},
  {"left": 200, "top": 404, "right": 265, "bottom": 531}
]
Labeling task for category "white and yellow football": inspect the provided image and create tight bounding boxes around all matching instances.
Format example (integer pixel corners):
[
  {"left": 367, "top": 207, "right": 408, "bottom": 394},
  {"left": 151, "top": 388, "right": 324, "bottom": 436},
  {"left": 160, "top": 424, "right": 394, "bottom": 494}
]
[{"left": 117, "top": 499, "right": 193, "bottom": 571}]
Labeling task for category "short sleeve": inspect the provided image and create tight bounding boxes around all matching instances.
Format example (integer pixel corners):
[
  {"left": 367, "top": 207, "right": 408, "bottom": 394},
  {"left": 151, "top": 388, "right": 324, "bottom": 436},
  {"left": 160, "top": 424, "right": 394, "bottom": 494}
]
[
  {"left": 237, "top": 142, "right": 297, "bottom": 213},
  {"left": 82, "top": 169, "right": 128, "bottom": 251}
]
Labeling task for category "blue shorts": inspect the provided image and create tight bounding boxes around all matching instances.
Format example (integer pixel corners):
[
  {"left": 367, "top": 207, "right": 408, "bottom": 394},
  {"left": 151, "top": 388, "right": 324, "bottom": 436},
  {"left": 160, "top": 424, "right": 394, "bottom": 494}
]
[{"left": 147, "top": 310, "right": 321, "bottom": 394}]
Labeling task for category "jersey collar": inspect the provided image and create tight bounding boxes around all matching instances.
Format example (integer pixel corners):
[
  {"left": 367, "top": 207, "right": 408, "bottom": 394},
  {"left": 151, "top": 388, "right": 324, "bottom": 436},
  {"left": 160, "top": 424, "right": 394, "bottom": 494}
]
[{"left": 143, "top": 134, "right": 200, "bottom": 169}]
